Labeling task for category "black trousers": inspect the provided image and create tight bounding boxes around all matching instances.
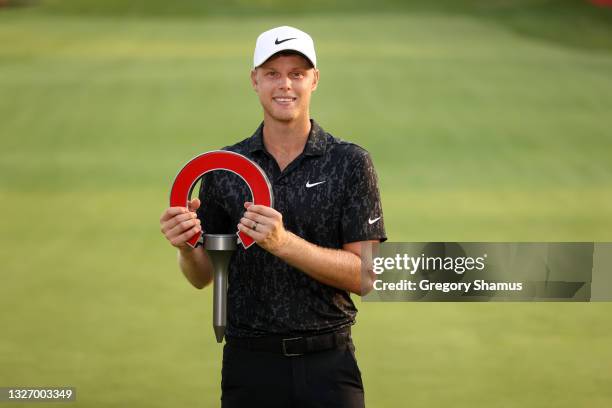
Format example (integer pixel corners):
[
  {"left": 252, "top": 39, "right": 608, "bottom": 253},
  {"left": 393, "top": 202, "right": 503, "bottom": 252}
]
[{"left": 221, "top": 340, "right": 365, "bottom": 408}]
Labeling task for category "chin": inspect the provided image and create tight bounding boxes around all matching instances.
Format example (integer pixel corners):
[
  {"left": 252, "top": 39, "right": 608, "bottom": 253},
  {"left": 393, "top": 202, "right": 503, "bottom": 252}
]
[{"left": 268, "top": 109, "right": 300, "bottom": 123}]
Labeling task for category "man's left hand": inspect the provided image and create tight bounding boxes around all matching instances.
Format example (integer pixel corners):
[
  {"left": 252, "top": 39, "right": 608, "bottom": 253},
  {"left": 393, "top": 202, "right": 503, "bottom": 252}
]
[{"left": 238, "top": 202, "right": 289, "bottom": 253}]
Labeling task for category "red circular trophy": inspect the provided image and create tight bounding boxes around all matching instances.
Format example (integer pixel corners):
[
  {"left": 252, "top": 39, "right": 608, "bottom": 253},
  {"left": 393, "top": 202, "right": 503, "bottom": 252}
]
[
  {"left": 169, "top": 150, "right": 273, "bottom": 249},
  {"left": 169, "top": 150, "right": 273, "bottom": 342}
]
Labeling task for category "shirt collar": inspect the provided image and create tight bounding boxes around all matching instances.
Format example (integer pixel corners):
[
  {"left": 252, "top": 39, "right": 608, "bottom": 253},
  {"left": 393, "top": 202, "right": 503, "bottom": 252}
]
[{"left": 247, "top": 119, "right": 327, "bottom": 156}]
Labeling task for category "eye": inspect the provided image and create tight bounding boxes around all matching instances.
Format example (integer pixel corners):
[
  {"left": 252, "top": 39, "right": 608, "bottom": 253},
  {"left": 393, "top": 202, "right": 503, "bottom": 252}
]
[{"left": 291, "top": 72, "right": 304, "bottom": 79}]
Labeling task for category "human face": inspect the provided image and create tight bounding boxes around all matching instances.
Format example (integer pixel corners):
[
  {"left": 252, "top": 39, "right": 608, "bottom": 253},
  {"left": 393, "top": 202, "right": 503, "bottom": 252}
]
[{"left": 250, "top": 54, "right": 319, "bottom": 123}]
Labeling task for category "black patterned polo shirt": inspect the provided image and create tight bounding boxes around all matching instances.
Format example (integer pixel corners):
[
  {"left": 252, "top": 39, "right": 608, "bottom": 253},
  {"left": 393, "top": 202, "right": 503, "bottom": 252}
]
[{"left": 196, "top": 119, "right": 386, "bottom": 338}]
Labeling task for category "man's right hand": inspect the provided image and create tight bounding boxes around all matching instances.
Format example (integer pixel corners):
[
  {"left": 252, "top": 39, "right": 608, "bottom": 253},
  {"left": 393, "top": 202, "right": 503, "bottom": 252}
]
[{"left": 160, "top": 198, "right": 202, "bottom": 249}]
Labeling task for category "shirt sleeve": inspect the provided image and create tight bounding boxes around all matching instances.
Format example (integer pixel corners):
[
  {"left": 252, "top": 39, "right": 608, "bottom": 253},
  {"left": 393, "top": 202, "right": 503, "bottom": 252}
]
[
  {"left": 196, "top": 172, "right": 233, "bottom": 235},
  {"left": 340, "top": 149, "right": 387, "bottom": 244}
]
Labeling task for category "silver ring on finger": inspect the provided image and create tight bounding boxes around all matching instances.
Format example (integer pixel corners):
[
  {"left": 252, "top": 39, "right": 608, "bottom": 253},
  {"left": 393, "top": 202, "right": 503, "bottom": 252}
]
[{"left": 253, "top": 221, "right": 258, "bottom": 231}]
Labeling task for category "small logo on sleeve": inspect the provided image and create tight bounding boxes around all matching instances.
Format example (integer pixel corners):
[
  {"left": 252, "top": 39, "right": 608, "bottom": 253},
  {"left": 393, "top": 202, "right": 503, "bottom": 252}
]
[{"left": 368, "top": 217, "right": 381, "bottom": 225}]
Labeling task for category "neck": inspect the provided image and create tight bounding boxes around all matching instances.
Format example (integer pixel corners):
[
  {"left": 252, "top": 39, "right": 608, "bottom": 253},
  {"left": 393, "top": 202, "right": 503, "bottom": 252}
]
[{"left": 261, "top": 114, "right": 311, "bottom": 158}]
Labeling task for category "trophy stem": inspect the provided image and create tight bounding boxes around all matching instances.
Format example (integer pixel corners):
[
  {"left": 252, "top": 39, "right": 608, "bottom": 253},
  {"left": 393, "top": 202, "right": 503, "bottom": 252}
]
[
  {"left": 205, "top": 234, "right": 237, "bottom": 343},
  {"left": 213, "top": 267, "right": 228, "bottom": 343}
]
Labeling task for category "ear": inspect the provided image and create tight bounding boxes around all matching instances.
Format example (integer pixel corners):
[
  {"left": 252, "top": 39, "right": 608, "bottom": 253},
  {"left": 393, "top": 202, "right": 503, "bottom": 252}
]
[
  {"left": 311, "top": 68, "right": 320, "bottom": 92},
  {"left": 250, "top": 69, "right": 258, "bottom": 91}
]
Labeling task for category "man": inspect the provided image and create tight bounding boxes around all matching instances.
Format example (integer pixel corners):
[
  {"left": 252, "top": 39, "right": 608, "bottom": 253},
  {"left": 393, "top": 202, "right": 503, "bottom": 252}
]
[{"left": 160, "top": 26, "right": 386, "bottom": 408}]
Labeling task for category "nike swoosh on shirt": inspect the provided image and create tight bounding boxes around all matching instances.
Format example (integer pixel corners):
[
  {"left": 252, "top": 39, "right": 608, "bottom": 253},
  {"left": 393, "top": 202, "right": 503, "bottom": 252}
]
[
  {"left": 275, "top": 37, "right": 296, "bottom": 45},
  {"left": 368, "top": 217, "right": 381, "bottom": 225},
  {"left": 306, "top": 180, "right": 326, "bottom": 188}
]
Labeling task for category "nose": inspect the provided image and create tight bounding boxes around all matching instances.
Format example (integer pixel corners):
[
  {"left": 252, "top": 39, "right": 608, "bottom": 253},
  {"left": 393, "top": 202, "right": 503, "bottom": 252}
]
[{"left": 277, "top": 74, "right": 292, "bottom": 91}]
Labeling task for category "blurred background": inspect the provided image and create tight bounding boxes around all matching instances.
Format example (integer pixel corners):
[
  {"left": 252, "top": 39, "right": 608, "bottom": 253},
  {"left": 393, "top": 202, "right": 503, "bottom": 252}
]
[{"left": 1, "top": 0, "right": 611, "bottom": 406}]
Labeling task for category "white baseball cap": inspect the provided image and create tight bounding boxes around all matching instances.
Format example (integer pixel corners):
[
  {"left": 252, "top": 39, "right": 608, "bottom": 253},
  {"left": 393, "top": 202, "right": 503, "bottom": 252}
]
[{"left": 253, "top": 26, "right": 317, "bottom": 68}]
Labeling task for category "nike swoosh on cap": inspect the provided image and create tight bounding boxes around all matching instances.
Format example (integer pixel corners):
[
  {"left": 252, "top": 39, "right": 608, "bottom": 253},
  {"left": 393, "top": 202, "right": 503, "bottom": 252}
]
[
  {"left": 306, "top": 180, "right": 326, "bottom": 188},
  {"left": 275, "top": 37, "right": 296, "bottom": 45},
  {"left": 368, "top": 217, "right": 381, "bottom": 225}
]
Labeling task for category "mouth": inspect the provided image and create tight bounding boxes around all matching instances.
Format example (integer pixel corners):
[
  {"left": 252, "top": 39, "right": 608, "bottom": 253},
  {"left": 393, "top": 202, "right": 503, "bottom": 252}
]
[{"left": 273, "top": 96, "right": 297, "bottom": 106}]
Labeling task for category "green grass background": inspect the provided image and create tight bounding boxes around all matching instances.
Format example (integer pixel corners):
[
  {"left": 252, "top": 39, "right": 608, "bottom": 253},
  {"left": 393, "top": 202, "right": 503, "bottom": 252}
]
[{"left": 1, "top": 1, "right": 612, "bottom": 407}]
